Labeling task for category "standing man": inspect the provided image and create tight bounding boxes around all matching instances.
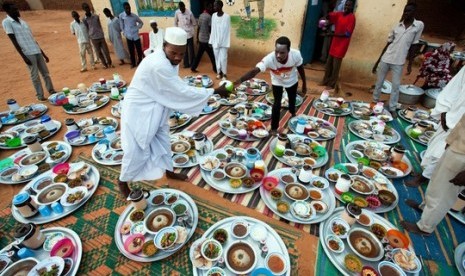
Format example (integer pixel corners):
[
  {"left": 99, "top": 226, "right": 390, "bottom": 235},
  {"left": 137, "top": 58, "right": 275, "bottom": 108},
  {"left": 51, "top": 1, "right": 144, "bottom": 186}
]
[
  {"left": 117, "top": 27, "right": 229, "bottom": 197},
  {"left": 82, "top": 3, "right": 114, "bottom": 69},
  {"left": 372, "top": 3, "right": 424, "bottom": 118},
  {"left": 119, "top": 2, "right": 144, "bottom": 68},
  {"left": 234, "top": 36, "right": 307, "bottom": 135},
  {"left": 190, "top": 2, "right": 216, "bottom": 74},
  {"left": 174, "top": 1, "right": 196, "bottom": 68},
  {"left": 400, "top": 113, "right": 465, "bottom": 236},
  {"left": 405, "top": 66, "right": 465, "bottom": 188},
  {"left": 2, "top": 2, "right": 56, "bottom": 101},
  {"left": 70, "top": 11, "right": 95, "bottom": 72},
  {"left": 144, "top": 20, "right": 164, "bottom": 56},
  {"left": 209, "top": 0, "right": 231, "bottom": 80},
  {"left": 103, "top": 8, "right": 129, "bottom": 65},
  {"left": 320, "top": 0, "right": 356, "bottom": 89},
  {"left": 242, "top": 0, "right": 265, "bottom": 31}
]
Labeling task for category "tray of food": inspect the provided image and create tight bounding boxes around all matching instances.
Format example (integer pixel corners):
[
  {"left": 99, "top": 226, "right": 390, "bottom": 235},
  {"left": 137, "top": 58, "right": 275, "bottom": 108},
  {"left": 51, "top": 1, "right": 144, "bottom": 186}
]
[
  {"left": 0, "top": 226, "right": 82, "bottom": 276},
  {"left": 63, "top": 94, "right": 110, "bottom": 114},
  {"left": 170, "top": 131, "right": 214, "bottom": 168},
  {"left": 0, "top": 119, "right": 62, "bottom": 150},
  {"left": 320, "top": 207, "right": 421, "bottom": 276},
  {"left": 199, "top": 147, "right": 266, "bottom": 194},
  {"left": 218, "top": 116, "right": 269, "bottom": 141},
  {"left": 350, "top": 101, "right": 393, "bottom": 122},
  {"left": 405, "top": 122, "right": 438, "bottom": 146},
  {"left": 398, "top": 107, "right": 437, "bottom": 124},
  {"left": 200, "top": 95, "right": 221, "bottom": 115},
  {"left": 234, "top": 101, "right": 272, "bottom": 121},
  {"left": 0, "top": 104, "right": 48, "bottom": 126},
  {"left": 348, "top": 120, "right": 400, "bottom": 145},
  {"left": 218, "top": 92, "right": 248, "bottom": 106},
  {"left": 288, "top": 115, "right": 337, "bottom": 141},
  {"left": 114, "top": 188, "right": 198, "bottom": 262},
  {"left": 111, "top": 102, "right": 122, "bottom": 118},
  {"left": 11, "top": 161, "right": 100, "bottom": 224},
  {"left": 91, "top": 136, "right": 123, "bottom": 166},
  {"left": 269, "top": 133, "right": 329, "bottom": 169},
  {"left": 183, "top": 75, "right": 214, "bottom": 88},
  {"left": 344, "top": 141, "right": 412, "bottom": 178},
  {"left": 190, "top": 216, "right": 291, "bottom": 276},
  {"left": 235, "top": 78, "right": 270, "bottom": 96},
  {"left": 64, "top": 117, "right": 118, "bottom": 146},
  {"left": 325, "top": 163, "right": 399, "bottom": 213},
  {"left": 265, "top": 91, "right": 303, "bottom": 108},
  {"left": 259, "top": 168, "right": 336, "bottom": 224},
  {"left": 89, "top": 79, "right": 126, "bottom": 93},
  {"left": 0, "top": 141, "right": 73, "bottom": 185},
  {"left": 313, "top": 98, "right": 352, "bottom": 116},
  {"left": 169, "top": 112, "right": 192, "bottom": 131}
]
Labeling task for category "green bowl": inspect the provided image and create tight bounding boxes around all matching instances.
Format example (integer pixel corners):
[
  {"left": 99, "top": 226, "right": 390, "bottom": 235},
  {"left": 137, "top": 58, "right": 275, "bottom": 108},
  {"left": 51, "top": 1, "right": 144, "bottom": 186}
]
[{"left": 6, "top": 137, "right": 21, "bottom": 147}]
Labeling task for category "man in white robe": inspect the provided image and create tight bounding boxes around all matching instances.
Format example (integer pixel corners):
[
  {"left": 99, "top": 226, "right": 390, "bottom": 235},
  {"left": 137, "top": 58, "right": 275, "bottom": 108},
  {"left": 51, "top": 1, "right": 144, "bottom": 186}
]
[
  {"left": 118, "top": 27, "right": 228, "bottom": 197},
  {"left": 405, "top": 66, "right": 465, "bottom": 189},
  {"left": 144, "top": 20, "right": 164, "bottom": 56},
  {"left": 103, "top": 8, "right": 129, "bottom": 65},
  {"left": 209, "top": 0, "right": 230, "bottom": 80}
]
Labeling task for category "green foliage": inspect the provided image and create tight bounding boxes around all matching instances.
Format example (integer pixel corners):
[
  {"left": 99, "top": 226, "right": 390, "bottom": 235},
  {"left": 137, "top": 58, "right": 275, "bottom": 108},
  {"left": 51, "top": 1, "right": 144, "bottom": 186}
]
[{"left": 230, "top": 15, "right": 277, "bottom": 40}]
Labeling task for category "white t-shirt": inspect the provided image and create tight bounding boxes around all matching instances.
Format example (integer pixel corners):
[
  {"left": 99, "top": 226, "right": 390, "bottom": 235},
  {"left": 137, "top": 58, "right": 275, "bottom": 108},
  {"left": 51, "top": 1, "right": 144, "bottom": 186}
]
[{"left": 256, "top": 48, "right": 303, "bottom": 88}]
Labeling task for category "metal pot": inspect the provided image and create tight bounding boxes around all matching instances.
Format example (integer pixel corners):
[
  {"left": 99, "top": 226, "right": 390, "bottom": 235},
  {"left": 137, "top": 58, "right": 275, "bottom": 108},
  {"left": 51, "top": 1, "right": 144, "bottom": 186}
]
[
  {"left": 425, "top": 42, "right": 441, "bottom": 53},
  {"left": 422, "top": 88, "right": 441, "bottom": 109},
  {"left": 398, "top": 85, "right": 424, "bottom": 105}
]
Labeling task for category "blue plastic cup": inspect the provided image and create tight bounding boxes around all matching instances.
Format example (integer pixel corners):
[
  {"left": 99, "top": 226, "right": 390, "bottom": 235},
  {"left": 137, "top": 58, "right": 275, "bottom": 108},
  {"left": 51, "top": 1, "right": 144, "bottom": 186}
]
[
  {"left": 38, "top": 205, "right": 52, "bottom": 217},
  {"left": 51, "top": 202, "right": 64, "bottom": 214},
  {"left": 17, "top": 247, "right": 35, "bottom": 259}
]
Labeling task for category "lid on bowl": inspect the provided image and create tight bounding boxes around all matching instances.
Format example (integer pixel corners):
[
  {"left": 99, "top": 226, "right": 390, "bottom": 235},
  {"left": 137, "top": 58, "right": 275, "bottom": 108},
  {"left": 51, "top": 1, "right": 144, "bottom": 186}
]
[
  {"left": 128, "top": 189, "right": 144, "bottom": 201},
  {"left": 13, "top": 193, "right": 31, "bottom": 206},
  {"left": 40, "top": 115, "right": 51, "bottom": 123},
  {"left": 103, "top": 126, "right": 115, "bottom": 134},
  {"left": 7, "top": 99, "right": 17, "bottom": 104},
  {"left": 425, "top": 88, "right": 441, "bottom": 99},
  {"left": 14, "top": 223, "right": 36, "bottom": 240},
  {"left": 399, "top": 85, "right": 424, "bottom": 96},
  {"left": 23, "top": 136, "right": 37, "bottom": 145},
  {"left": 65, "top": 118, "right": 75, "bottom": 125},
  {"left": 346, "top": 203, "right": 362, "bottom": 217}
]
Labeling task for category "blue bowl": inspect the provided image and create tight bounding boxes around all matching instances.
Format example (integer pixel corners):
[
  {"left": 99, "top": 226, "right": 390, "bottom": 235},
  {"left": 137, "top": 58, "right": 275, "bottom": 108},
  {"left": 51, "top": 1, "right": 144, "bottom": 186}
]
[
  {"left": 65, "top": 130, "right": 80, "bottom": 140},
  {"left": 251, "top": 267, "right": 273, "bottom": 276}
]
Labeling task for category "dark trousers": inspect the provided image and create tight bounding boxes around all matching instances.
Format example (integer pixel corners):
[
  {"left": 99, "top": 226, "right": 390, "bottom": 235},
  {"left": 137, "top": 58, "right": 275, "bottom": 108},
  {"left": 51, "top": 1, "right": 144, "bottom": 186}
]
[
  {"left": 184, "top": 37, "right": 195, "bottom": 68},
  {"left": 271, "top": 82, "right": 298, "bottom": 130},
  {"left": 91, "top": 38, "right": 112, "bottom": 67},
  {"left": 127, "top": 38, "right": 144, "bottom": 67},
  {"left": 191, "top": 42, "right": 217, "bottom": 73},
  {"left": 322, "top": 55, "right": 343, "bottom": 88}
]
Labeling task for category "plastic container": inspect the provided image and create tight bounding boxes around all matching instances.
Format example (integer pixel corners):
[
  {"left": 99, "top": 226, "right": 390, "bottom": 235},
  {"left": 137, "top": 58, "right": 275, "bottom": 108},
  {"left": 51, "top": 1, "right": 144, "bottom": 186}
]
[
  {"left": 40, "top": 115, "right": 57, "bottom": 131},
  {"left": 7, "top": 99, "right": 20, "bottom": 111}
]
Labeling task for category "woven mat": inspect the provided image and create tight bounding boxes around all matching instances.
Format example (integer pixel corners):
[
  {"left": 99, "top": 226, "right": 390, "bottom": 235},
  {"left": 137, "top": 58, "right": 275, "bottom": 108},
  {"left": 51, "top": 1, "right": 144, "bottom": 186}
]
[
  {"left": 315, "top": 115, "right": 465, "bottom": 276},
  {"left": 0, "top": 155, "right": 315, "bottom": 275}
]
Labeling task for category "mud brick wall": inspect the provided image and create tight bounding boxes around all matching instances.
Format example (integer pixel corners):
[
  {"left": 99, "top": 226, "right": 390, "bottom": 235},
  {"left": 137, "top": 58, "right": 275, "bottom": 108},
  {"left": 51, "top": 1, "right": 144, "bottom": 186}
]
[
  {"left": 0, "top": 0, "right": 30, "bottom": 10},
  {"left": 40, "top": 0, "right": 93, "bottom": 11}
]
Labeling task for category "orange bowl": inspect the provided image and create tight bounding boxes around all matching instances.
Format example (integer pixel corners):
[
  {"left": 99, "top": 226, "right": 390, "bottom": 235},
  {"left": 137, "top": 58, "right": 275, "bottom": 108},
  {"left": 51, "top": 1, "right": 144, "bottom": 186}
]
[{"left": 386, "top": 229, "right": 410, "bottom": 249}]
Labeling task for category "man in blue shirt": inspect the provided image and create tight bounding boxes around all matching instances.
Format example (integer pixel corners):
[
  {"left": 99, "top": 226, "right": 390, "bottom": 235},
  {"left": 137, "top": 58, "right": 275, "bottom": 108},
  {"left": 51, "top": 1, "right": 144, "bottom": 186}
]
[{"left": 120, "top": 2, "right": 144, "bottom": 68}]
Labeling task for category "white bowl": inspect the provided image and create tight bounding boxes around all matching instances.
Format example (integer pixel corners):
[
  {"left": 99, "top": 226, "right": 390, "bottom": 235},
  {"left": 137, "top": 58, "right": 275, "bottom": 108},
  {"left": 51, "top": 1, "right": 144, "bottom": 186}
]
[
  {"left": 1, "top": 257, "right": 38, "bottom": 276},
  {"left": 225, "top": 240, "right": 257, "bottom": 275},
  {"left": 18, "top": 165, "right": 39, "bottom": 179},
  {"left": 230, "top": 219, "right": 250, "bottom": 239},
  {"left": 264, "top": 252, "right": 288, "bottom": 275},
  {"left": 391, "top": 248, "right": 422, "bottom": 273},
  {"left": 347, "top": 228, "right": 384, "bottom": 262},
  {"left": 154, "top": 226, "right": 178, "bottom": 250},
  {"left": 310, "top": 176, "right": 329, "bottom": 190},
  {"left": 378, "top": 261, "right": 407, "bottom": 276},
  {"left": 201, "top": 239, "right": 223, "bottom": 262},
  {"left": 35, "top": 183, "right": 68, "bottom": 205},
  {"left": 325, "top": 234, "right": 345, "bottom": 254},
  {"left": 60, "top": 186, "right": 88, "bottom": 207}
]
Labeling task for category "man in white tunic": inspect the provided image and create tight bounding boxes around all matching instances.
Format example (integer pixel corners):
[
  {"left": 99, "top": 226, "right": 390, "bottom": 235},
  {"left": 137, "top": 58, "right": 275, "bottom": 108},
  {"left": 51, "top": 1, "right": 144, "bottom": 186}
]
[
  {"left": 118, "top": 27, "right": 229, "bottom": 197},
  {"left": 404, "top": 66, "right": 465, "bottom": 189},
  {"left": 144, "top": 20, "right": 164, "bottom": 56},
  {"left": 70, "top": 10, "right": 95, "bottom": 72},
  {"left": 103, "top": 8, "right": 129, "bottom": 65},
  {"left": 209, "top": 0, "right": 230, "bottom": 80}
]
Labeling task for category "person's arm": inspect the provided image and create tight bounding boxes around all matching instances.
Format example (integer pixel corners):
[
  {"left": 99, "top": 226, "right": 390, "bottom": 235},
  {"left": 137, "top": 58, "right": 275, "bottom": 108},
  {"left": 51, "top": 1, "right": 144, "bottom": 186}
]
[
  {"left": 234, "top": 67, "right": 261, "bottom": 86},
  {"left": 40, "top": 47, "right": 49, "bottom": 63},
  {"left": 405, "top": 22, "right": 424, "bottom": 75},
  {"left": 136, "top": 15, "right": 143, "bottom": 29},
  {"left": 297, "top": 64, "right": 307, "bottom": 95},
  {"left": 174, "top": 11, "right": 179, "bottom": 27},
  {"left": 119, "top": 15, "right": 124, "bottom": 34},
  {"left": 372, "top": 27, "right": 395, "bottom": 74},
  {"left": 191, "top": 11, "right": 197, "bottom": 27},
  {"left": 70, "top": 23, "right": 75, "bottom": 35}
]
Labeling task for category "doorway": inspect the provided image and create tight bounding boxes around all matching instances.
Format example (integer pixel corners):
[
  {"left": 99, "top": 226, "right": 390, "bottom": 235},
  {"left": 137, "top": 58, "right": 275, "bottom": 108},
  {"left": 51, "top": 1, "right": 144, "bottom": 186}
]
[{"left": 110, "top": 0, "right": 125, "bottom": 17}]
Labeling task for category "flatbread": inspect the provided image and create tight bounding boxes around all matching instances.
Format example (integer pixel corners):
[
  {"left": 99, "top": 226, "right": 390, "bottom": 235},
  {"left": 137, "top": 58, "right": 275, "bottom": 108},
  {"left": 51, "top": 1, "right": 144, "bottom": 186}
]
[{"left": 176, "top": 226, "right": 188, "bottom": 244}]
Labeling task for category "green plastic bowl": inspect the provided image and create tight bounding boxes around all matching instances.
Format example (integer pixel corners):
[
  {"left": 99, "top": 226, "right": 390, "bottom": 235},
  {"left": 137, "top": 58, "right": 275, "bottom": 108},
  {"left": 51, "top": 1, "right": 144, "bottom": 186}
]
[{"left": 6, "top": 137, "right": 21, "bottom": 147}]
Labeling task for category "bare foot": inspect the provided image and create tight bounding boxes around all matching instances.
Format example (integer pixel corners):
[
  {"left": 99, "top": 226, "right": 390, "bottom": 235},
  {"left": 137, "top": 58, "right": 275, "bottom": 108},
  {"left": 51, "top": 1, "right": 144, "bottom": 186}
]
[
  {"left": 404, "top": 174, "right": 428, "bottom": 187},
  {"left": 400, "top": 221, "right": 431, "bottom": 236},
  {"left": 166, "top": 171, "right": 188, "bottom": 181},
  {"left": 118, "top": 181, "right": 131, "bottom": 198},
  {"left": 404, "top": 199, "right": 423, "bottom": 213}
]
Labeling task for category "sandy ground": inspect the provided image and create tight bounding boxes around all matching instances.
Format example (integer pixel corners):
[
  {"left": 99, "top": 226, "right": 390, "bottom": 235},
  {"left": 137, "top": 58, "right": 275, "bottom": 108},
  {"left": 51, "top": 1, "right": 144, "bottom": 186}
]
[{"left": 0, "top": 10, "right": 423, "bottom": 206}]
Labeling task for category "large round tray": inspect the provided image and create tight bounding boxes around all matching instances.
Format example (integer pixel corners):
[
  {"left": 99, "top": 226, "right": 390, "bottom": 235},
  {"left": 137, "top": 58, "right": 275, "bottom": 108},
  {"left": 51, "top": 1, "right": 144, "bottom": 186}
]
[
  {"left": 319, "top": 207, "right": 420, "bottom": 276},
  {"left": 234, "top": 102, "right": 272, "bottom": 121},
  {"left": 350, "top": 101, "right": 393, "bottom": 122},
  {"left": 0, "top": 226, "right": 82, "bottom": 276},
  {"left": 260, "top": 168, "right": 336, "bottom": 224},
  {"left": 344, "top": 141, "right": 412, "bottom": 179},
  {"left": 91, "top": 136, "right": 123, "bottom": 166},
  {"left": 326, "top": 163, "right": 399, "bottom": 213},
  {"left": 170, "top": 112, "right": 192, "bottom": 131},
  {"left": 218, "top": 92, "right": 248, "bottom": 106},
  {"left": 269, "top": 134, "right": 329, "bottom": 169},
  {"left": 183, "top": 75, "right": 213, "bottom": 88},
  {"left": 0, "top": 104, "right": 48, "bottom": 125},
  {"left": 0, "top": 120, "right": 62, "bottom": 150},
  {"left": 170, "top": 131, "right": 214, "bottom": 168},
  {"left": 348, "top": 120, "right": 401, "bottom": 145},
  {"left": 114, "top": 188, "right": 198, "bottom": 262},
  {"left": 313, "top": 98, "right": 352, "bottom": 116},
  {"left": 235, "top": 78, "right": 271, "bottom": 96},
  {"left": 265, "top": 92, "right": 303, "bottom": 108},
  {"left": 89, "top": 79, "right": 127, "bottom": 93},
  {"left": 111, "top": 102, "right": 121, "bottom": 118},
  {"left": 454, "top": 242, "right": 465, "bottom": 276},
  {"left": 288, "top": 115, "right": 337, "bottom": 141},
  {"left": 192, "top": 216, "right": 291, "bottom": 276},
  {"left": 449, "top": 210, "right": 465, "bottom": 226},
  {"left": 11, "top": 162, "right": 100, "bottom": 224},
  {"left": 398, "top": 108, "right": 437, "bottom": 124},
  {"left": 64, "top": 95, "right": 110, "bottom": 114},
  {"left": 64, "top": 117, "right": 118, "bottom": 147},
  {"left": 404, "top": 125, "right": 432, "bottom": 146},
  {"left": 217, "top": 117, "right": 268, "bottom": 142},
  {"left": 199, "top": 148, "right": 265, "bottom": 194},
  {"left": 0, "top": 141, "right": 73, "bottom": 185}
]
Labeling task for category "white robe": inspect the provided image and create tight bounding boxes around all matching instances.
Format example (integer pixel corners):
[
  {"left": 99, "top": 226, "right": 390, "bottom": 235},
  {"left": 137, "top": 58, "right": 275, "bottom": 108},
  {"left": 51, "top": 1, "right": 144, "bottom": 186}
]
[
  {"left": 209, "top": 13, "right": 230, "bottom": 48},
  {"left": 120, "top": 49, "right": 213, "bottom": 182},
  {"left": 421, "top": 66, "right": 465, "bottom": 171},
  {"left": 107, "top": 17, "right": 129, "bottom": 60},
  {"left": 144, "top": 29, "right": 164, "bottom": 56}
]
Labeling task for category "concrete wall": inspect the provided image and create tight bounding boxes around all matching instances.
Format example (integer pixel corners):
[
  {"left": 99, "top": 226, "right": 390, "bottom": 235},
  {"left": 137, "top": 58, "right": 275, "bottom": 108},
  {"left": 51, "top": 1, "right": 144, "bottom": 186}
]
[{"left": 340, "top": 0, "right": 407, "bottom": 84}]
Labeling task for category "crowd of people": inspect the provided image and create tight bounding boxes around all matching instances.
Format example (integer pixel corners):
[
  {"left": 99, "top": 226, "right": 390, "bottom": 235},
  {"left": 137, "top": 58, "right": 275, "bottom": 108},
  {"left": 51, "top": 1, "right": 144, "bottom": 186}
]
[{"left": 2, "top": 0, "right": 465, "bottom": 238}]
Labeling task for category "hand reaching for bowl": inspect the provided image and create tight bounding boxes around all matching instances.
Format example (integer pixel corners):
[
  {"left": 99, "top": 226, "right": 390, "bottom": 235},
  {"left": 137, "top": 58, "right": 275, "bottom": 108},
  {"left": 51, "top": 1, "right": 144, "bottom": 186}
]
[
  {"left": 450, "top": 170, "right": 465, "bottom": 186},
  {"left": 214, "top": 83, "right": 229, "bottom": 98}
]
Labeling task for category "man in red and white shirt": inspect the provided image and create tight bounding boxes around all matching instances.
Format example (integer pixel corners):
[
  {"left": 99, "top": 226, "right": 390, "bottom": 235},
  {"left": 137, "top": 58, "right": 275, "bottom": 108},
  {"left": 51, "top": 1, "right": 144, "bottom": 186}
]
[
  {"left": 320, "top": 0, "right": 355, "bottom": 89},
  {"left": 235, "top": 36, "right": 307, "bottom": 135}
]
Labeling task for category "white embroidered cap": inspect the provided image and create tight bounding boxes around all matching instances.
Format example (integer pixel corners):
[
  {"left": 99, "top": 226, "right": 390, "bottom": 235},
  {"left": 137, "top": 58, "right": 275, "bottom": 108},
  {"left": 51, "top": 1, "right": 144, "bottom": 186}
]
[
  {"left": 164, "top": 27, "right": 187, "bottom": 46},
  {"left": 149, "top": 19, "right": 156, "bottom": 24}
]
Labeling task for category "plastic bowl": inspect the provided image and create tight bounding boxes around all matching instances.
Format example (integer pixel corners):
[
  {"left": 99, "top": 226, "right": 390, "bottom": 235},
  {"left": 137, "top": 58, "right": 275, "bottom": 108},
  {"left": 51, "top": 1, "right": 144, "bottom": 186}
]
[
  {"left": 65, "top": 130, "right": 80, "bottom": 141},
  {"left": 52, "top": 163, "right": 70, "bottom": 175},
  {"left": 6, "top": 137, "right": 21, "bottom": 148},
  {"left": 50, "top": 237, "right": 75, "bottom": 258}
]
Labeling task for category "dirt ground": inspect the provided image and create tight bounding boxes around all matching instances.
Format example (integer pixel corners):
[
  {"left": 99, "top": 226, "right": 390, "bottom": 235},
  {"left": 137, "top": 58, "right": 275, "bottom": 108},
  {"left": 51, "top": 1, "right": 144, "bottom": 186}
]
[{"left": 0, "top": 10, "right": 425, "bottom": 205}]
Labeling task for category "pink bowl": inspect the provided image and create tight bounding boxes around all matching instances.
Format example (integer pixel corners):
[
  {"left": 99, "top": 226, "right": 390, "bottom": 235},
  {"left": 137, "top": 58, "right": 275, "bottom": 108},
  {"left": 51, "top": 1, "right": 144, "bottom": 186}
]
[
  {"left": 262, "top": 176, "right": 279, "bottom": 191},
  {"left": 50, "top": 237, "right": 75, "bottom": 258},
  {"left": 250, "top": 168, "right": 265, "bottom": 182},
  {"left": 123, "top": 234, "right": 145, "bottom": 254},
  {"left": 52, "top": 163, "right": 70, "bottom": 175}
]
